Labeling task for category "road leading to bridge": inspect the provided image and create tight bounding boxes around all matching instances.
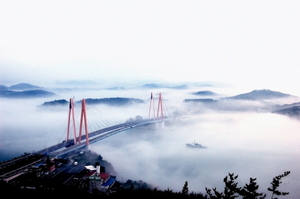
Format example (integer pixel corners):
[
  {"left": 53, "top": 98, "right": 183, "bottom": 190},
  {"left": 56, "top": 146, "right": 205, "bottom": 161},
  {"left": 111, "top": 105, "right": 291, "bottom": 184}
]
[
  {"left": 0, "top": 118, "right": 166, "bottom": 174},
  {"left": 1, "top": 93, "right": 169, "bottom": 180},
  {"left": 50, "top": 118, "right": 166, "bottom": 158}
]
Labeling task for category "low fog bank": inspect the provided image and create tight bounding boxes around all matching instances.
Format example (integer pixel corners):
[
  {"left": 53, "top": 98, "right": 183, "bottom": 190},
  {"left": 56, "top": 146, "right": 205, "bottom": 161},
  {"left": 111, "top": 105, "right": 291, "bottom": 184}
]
[
  {"left": 0, "top": 97, "right": 150, "bottom": 161},
  {"left": 0, "top": 88, "right": 175, "bottom": 160},
  {"left": 91, "top": 112, "right": 300, "bottom": 198},
  {"left": 0, "top": 98, "right": 69, "bottom": 160},
  {"left": 1, "top": 87, "right": 300, "bottom": 198}
]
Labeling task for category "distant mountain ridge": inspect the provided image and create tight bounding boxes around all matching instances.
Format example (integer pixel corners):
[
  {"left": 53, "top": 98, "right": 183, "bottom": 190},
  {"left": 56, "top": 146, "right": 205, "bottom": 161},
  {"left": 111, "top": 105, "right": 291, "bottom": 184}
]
[
  {"left": 225, "top": 89, "right": 293, "bottom": 100},
  {"left": 84, "top": 97, "right": 144, "bottom": 106},
  {"left": 56, "top": 80, "right": 99, "bottom": 86},
  {"left": 271, "top": 101, "right": 300, "bottom": 118},
  {"left": 0, "top": 89, "right": 55, "bottom": 98},
  {"left": 141, "top": 83, "right": 188, "bottom": 90},
  {"left": 9, "top": 83, "right": 42, "bottom": 90},
  {"left": 0, "top": 85, "right": 8, "bottom": 90},
  {"left": 0, "top": 83, "right": 55, "bottom": 98},
  {"left": 184, "top": 98, "right": 217, "bottom": 103},
  {"left": 192, "top": 90, "right": 217, "bottom": 96},
  {"left": 183, "top": 89, "right": 300, "bottom": 114},
  {"left": 41, "top": 97, "right": 144, "bottom": 107},
  {"left": 273, "top": 106, "right": 300, "bottom": 117},
  {"left": 41, "top": 99, "right": 69, "bottom": 106},
  {"left": 185, "top": 89, "right": 293, "bottom": 103}
]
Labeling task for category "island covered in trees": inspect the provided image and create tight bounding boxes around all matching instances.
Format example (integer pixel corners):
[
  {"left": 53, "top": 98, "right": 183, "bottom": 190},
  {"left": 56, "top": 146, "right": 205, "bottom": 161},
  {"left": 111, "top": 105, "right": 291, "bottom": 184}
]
[{"left": 40, "top": 97, "right": 144, "bottom": 107}]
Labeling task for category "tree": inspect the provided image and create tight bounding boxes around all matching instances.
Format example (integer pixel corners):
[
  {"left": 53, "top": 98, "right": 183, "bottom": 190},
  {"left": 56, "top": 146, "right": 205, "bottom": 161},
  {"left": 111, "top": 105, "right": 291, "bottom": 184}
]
[
  {"left": 223, "top": 173, "right": 241, "bottom": 199},
  {"left": 240, "top": 178, "right": 266, "bottom": 199},
  {"left": 205, "top": 172, "right": 291, "bottom": 199},
  {"left": 182, "top": 181, "right": 189, "bottom": 195},
  {"left": 206, "top": 173, "right": 241, "bottom": 199},
  {"left": 135, "top": 115, "right": 143, "bottom": 121},
  {"left": 267, "top": 171, "right": 290, "bottom": 199},
  {"left": 206, "top": 187, "right": 224, "bottom": 199}
]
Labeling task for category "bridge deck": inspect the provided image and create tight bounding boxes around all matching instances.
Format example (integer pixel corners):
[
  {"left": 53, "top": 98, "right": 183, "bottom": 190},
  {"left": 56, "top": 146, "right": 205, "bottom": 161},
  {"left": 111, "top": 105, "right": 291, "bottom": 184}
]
[{"left": 0, "top": 117, "right": 167, "bottom": 176}]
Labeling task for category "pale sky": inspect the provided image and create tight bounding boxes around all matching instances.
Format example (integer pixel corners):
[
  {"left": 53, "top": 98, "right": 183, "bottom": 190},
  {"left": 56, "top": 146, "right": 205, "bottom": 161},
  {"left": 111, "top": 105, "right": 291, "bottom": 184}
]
[{"left": 1, "top": 1, "right": 300, "bottom": 93}]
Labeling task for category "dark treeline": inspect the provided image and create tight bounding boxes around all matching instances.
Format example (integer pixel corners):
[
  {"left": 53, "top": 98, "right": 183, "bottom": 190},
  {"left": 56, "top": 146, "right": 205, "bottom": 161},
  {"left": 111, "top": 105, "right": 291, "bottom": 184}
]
[
  {"left": 1, "top": 171, "right": 290, "bottom": 199},
  {"left": 40, "top": 97, "right": 144, "bottom": 107}
]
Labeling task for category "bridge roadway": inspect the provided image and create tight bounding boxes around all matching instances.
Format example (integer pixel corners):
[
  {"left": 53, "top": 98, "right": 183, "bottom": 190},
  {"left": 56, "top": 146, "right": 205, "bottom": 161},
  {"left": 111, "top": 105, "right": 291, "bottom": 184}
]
[
  {"left": 50, "top": 118, "right": 165, "bottom": 158},
  {"left": 0, "top": 118, "right": 165, "bottom": 179},
  {"left": 34, "top": 118, "right": 167, "bottom": 156},
  {"left": 2, "top": 118, "right": 164, "bottom": 165}
]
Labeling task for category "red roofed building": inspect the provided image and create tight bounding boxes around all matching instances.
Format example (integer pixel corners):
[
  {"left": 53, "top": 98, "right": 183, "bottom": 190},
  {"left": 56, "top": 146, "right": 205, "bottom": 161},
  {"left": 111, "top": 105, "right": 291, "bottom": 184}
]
[
  {"left": 99, "top": 172, "right": 110, "bottom": 182},
  {"left": 84, "top": 162, "right": 116, "bottom": 193}
]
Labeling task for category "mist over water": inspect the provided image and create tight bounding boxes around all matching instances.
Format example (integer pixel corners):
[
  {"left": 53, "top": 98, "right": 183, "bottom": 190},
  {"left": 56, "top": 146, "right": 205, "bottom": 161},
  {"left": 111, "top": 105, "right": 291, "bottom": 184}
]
[
  {"left": 90, "top": 112, "right": 300, "bottom": 198},
  {"left": 0, "top": 87, "right": 300, "bottom": 198}
]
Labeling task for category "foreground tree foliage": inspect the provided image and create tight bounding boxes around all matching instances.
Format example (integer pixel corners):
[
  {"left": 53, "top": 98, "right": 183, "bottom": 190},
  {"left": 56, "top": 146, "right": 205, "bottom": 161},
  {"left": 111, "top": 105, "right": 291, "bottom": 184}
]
[
  {"left": 240, "top": 178, "right": 266, "bottom": 199},
  {"left": 108, "top": 171, "right": 291, "bottom": 199},
  {"left": 267, "top": 171, "right": 290, "bottom": 199},
  {"left": 0, "top": 171, "right": 291, "bottom": 199},
  {"left": 205, "top": 171, "right": 290, "bottom": 199},
  {"left": 206, "top": 173, "right": 241, "bottom": 199},
  {"left": 182, "top": 181, "right": 189, "bottom": 195}
]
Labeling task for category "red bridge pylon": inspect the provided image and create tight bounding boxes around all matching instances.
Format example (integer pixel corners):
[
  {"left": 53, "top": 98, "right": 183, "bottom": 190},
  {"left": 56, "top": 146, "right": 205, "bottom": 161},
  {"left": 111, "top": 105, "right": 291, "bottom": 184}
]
[
  {"left": 66, "top": 98, "right": 77, "bottom": 144},
  {"left": 148, "top": 92, "right": 164, "bottom": 120},
  {"left": 148, "top": 92, "right": 156, "bottom": 119},
  {"left": 157, "top": 93, "right": 164, "bottom": 120},
  {"left": 78, "top": 99, "right": 89, "bottom": 146},
  {"left": 66, "top": 98, "right": 90, "bottom": 146}
]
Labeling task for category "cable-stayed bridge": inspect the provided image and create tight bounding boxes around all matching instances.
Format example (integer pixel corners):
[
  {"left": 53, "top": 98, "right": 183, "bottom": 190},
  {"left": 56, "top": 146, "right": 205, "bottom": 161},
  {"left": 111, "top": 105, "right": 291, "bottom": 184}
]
[
  {"left": 0, "top": 92, "right": 169, "bottom": 177},
  {"left": 37, "top": 92, "right": 169, "bottom": 157},
  {"left": 0, "top": 93, "right": 169, "bottom": 180}
]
